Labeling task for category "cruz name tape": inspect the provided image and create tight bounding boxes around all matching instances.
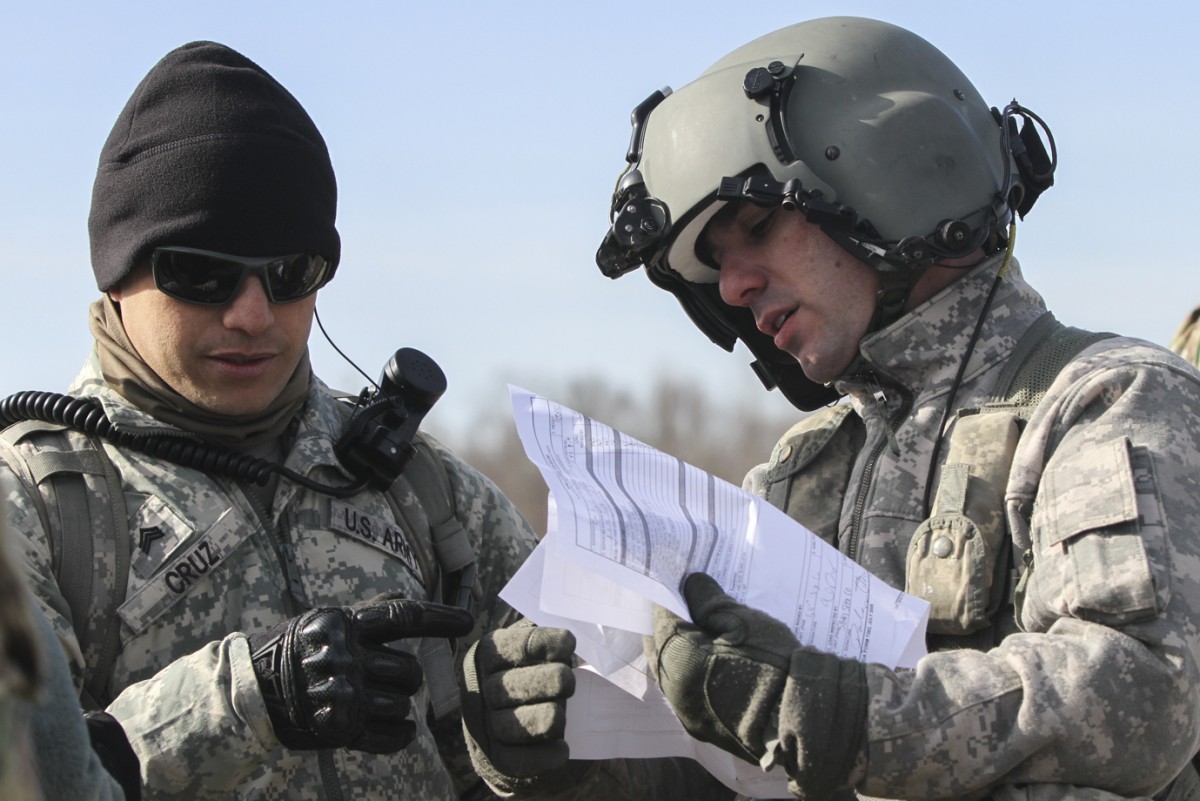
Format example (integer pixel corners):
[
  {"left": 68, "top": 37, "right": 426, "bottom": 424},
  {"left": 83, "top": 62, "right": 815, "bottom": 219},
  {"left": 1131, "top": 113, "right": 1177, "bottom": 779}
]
[{"left": 119, "top": 508, "right": 249, "bottom": 634}]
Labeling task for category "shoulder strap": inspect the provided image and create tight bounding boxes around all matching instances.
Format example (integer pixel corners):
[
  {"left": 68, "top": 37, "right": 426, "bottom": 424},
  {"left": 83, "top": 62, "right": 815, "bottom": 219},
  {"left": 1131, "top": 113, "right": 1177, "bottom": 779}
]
[
  {"left": 390, "top": 433, "right": 479, "bottom": 721},
  {"left": 991, "top": 312, "right": 1116, "bottom": 412},
  {"left": 403, "top": 434, "right": 479, "bottom": 613},
  {"left": 0, "top": 422, "right": 129, "bottom": 709}
]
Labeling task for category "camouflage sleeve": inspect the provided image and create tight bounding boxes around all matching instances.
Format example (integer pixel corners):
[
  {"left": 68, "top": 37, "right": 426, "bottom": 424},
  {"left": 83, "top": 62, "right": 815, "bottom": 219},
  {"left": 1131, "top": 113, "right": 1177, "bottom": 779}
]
[
  {"left": 857, "top": 344, "right": 1200, "bottom": 799},
  {"left": 106, "top": 633, "right": 277, "bottom": 800}
]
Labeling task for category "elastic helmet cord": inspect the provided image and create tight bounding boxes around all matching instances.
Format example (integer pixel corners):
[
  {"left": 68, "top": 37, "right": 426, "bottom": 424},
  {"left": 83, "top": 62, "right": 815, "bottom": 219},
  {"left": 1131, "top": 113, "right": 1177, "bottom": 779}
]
[{"left": 919, "top": 221, "right": 1017, "bottom": 516}]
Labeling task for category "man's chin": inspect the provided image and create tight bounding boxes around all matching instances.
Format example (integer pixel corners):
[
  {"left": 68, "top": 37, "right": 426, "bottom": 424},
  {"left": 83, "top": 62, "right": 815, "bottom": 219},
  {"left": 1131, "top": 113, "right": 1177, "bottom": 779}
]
[{"left": 186, "top": 384, "right": 282, "bottom": 417}]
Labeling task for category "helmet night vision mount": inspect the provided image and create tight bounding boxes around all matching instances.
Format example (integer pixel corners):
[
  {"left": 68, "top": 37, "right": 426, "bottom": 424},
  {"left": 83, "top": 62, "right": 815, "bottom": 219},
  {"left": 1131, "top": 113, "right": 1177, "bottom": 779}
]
[{"left": 597, "top": 17, "right": 1056, "bottom": 411}]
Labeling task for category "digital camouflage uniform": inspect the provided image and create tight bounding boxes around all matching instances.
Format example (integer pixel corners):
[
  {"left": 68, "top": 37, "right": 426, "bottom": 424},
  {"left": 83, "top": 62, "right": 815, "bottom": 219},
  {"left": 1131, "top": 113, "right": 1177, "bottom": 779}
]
[
  {"left": 1, "top": 352, "right": 533, "bottom": 801},
  {"left": 2, "top": 353, "right": 727, "bottom": 801},
  {"left": 1170, "top": 306, "right": 1200, "bottom": 370},
  {"left": 744, "top": 255, "right": 1200, "bottom": 800}
]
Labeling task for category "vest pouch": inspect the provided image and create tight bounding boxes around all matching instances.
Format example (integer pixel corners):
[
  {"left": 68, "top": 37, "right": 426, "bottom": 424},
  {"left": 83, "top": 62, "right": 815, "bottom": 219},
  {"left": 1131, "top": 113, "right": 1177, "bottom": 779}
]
[
  {"left": 905, "top": 411, "right": 1021, "bottom": 636},
  {"left": 907, "top": 507, "right": 994, "bottom": 635}
]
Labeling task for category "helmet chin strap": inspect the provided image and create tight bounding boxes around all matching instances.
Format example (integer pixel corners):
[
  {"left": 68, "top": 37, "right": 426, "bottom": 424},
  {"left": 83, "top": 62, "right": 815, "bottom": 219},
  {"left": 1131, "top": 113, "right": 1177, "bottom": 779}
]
[
  {"left": 823, "top": 220, "right": 1016, "bottom": 393},
  {"left": 870, "top": 269, "right": 927, "bottom": 335},
  {"left": 816, "top": 223, "right": 930, "bottom": 338}
]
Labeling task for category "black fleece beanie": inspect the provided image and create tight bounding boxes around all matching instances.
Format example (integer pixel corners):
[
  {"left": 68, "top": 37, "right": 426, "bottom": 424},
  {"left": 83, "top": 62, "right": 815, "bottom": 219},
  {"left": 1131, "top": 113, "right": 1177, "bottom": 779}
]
[{"left": 88, "top": 41, "right": 339, "bottom": 292}]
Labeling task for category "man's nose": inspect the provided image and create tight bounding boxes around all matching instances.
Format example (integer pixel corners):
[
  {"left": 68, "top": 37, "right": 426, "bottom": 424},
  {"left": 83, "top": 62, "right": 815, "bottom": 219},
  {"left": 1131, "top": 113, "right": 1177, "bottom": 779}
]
[
  {"left": 222, "top": 275, "right": 274, "bottom": 334},
  {"left": 717, "top": 256, "right": 764, "bottom": 307}
]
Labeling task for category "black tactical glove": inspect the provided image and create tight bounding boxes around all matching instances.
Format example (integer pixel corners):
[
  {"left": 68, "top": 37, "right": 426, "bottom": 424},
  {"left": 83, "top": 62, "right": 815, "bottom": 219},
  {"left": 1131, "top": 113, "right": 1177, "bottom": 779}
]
[
  {"left": 249, "top": 597, "right": 474, "bottom": 754},
  {"left": 647, "top": 573, "right": 868, "bottom": 800},
  {"left": 461, "top": 620, "right": 580, "bottom": 795}
]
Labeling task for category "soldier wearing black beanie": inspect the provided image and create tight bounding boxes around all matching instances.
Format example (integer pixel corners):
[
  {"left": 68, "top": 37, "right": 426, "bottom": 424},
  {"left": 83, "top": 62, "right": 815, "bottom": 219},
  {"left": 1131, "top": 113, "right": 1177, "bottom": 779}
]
[
  {"left": 5, "top": 36, "right": 731, "bottom": 801},
  {"left": 88, "top": 40, "right": 340, "bottom": 292}
]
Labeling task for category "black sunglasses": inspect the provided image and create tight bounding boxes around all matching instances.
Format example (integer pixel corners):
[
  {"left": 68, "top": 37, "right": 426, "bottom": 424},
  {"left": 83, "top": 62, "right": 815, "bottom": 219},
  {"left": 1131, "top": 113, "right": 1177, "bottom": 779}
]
[{"left": 150, "top": 247, "right": 334, "bottom": 306}]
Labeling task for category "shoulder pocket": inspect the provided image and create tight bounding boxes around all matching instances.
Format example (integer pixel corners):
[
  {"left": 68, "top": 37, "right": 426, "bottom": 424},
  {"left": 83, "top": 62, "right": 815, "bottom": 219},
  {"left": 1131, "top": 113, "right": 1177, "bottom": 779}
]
[{"left": 1024, "top": 438, "right": 1169, "bottom": 629}]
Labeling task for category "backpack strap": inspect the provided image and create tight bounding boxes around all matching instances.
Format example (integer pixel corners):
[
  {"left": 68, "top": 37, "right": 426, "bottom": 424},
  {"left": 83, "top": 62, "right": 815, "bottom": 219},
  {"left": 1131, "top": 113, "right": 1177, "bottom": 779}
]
[
  {"left": 404, "top": 434, "right": 480, "bottom": 613},
  {"left": 0, "top": 422, "right": 130, "bottom": 709},
  {"left": 392, "top": 433, "right": 480, "bottom": 721}
]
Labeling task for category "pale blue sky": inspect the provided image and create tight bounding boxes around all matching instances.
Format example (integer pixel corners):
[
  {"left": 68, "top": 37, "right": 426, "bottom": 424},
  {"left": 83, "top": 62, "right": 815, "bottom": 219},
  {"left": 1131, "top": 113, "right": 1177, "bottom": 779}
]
[{"left": 2, "top": 2, "right": 1197, "bottom": 436}]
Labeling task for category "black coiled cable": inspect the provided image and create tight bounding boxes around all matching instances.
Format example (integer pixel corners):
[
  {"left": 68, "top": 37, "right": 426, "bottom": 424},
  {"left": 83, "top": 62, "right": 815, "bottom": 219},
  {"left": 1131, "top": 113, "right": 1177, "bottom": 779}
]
[{"left": 0, "top": 391, "right": 368, "bottom": 498}]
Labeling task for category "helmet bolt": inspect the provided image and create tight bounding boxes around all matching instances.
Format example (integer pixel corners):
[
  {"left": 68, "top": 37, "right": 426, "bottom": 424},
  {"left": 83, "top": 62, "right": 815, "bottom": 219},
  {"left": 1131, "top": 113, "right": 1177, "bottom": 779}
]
[
  {"left": 640, "top": 218, "right": 659, "bottom": 233},
  {"left": 825, "top": 146, "right": 840, "bottom": 161},
  {"left": 743, "top": 67, "right": 775, "bottom": 98},
  {"left": 767, "top": 60, "right": 786, "bottom": 75},
  {"left": 954, "top": 89, "right": 966, "bottom": 100}
]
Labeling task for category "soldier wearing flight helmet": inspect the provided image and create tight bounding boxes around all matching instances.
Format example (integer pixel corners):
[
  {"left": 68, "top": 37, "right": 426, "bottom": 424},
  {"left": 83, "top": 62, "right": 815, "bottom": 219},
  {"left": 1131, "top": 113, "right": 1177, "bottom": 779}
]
[{"left": 598, "top": 16, "right": 1200, "bottom": 801}]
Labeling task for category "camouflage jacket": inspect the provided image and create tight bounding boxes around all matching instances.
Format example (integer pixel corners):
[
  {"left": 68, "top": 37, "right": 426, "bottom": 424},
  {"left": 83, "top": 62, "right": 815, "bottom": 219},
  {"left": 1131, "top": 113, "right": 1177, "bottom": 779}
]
[
  {"left": 1, "top": 353, "right": 539, "bottom": 801},
  {"left": 1170, "top": 305, "right": 1200, "bottom": 369},
  {"left": 746, "top": 256, "right": 1200, "bottom": 800}
]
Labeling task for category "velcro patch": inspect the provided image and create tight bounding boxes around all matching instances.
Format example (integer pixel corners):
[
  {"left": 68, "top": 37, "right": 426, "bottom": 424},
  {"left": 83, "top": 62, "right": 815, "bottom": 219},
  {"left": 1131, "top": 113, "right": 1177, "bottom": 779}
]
[
  {"left": 118, "top": 508, "right": 248, "bottom": 634},
  {"left": 329, "top": 500, "right": 424, "bottom": 584}
]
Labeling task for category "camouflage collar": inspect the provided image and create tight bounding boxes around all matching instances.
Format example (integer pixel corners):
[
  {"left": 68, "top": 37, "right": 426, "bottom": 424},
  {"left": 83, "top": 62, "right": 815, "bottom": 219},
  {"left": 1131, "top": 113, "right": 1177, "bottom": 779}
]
[{"left": 838, "top": 255, "right": 1049, "bottom": 398}]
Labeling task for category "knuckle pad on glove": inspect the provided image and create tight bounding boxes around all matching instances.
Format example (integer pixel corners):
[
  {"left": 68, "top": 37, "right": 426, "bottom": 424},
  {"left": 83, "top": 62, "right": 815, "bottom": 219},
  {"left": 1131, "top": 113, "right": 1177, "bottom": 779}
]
[
  {"left": 308, "top": 674, "right": 357, "bottom": 710},
  {"left": 489, "top": 701, "right": 567, "bottom": 744},
  {"left": 298, "top": 609, "right": 350, "bottom": 648},
  {"left": 483, "top": 663, "right": 574, "bottom": 708},
  {"left": 363, "top": 689, "right": 411, "bottom": 721},
  {"left": 363, "top": 649, "right": 423, "bottom": 692},
  {"left": 310, "top": 690, "right": 359, "bottom": 742}
]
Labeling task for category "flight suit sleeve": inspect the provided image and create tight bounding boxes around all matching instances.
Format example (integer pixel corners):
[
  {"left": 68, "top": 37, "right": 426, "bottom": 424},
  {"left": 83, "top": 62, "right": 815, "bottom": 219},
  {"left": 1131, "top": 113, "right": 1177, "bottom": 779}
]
[{"left": 856, "top": 352, "right": 1200, "bottom": 799}]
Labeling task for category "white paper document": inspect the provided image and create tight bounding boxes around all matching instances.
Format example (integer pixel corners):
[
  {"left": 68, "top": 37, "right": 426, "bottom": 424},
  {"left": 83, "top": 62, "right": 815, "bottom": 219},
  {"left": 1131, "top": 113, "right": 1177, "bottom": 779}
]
[{"left": 500, "top": 386, "right": 930, "bottom": 797}]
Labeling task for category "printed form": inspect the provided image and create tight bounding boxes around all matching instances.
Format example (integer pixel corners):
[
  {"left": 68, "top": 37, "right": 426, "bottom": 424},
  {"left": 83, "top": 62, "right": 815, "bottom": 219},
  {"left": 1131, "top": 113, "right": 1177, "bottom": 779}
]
[{"left": 501, "top": 387, "right": 930, "bottom": 797}]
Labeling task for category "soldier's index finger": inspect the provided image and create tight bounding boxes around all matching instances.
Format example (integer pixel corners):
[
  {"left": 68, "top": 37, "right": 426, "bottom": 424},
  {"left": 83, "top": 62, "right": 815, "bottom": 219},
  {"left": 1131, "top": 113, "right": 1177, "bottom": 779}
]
[{"left": 356, "top": 599, "right": 475, "bottom": 641}]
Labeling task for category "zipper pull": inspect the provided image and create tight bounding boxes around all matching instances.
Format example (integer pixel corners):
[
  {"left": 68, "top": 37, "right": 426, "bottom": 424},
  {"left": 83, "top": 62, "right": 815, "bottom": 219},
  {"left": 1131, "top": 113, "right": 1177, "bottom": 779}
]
[{"left": 864, "top": 378, "right": 901, "bottom": 457}]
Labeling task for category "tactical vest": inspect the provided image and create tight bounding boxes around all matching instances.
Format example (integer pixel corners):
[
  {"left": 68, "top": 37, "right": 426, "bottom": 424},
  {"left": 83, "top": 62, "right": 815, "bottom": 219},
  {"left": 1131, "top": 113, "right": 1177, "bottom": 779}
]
[
  {"left": 0, "top": 419, "right": 478, "bottom": 715},
  {"left": 754, "top": 313, "right": 1112, "bottom": 646}
]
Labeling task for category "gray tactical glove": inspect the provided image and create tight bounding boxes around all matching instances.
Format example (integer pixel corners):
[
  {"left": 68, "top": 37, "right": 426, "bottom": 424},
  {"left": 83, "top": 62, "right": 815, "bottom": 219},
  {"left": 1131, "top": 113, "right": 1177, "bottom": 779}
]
[
  {"left": 249, "top": 597, "right": 474, "bottom": 754},
  {"left": 461, "top": 621, "right": 580, "bottom": 795},
  {"left": 647, "top": 573, "right": 868, "bottom": 800}
]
